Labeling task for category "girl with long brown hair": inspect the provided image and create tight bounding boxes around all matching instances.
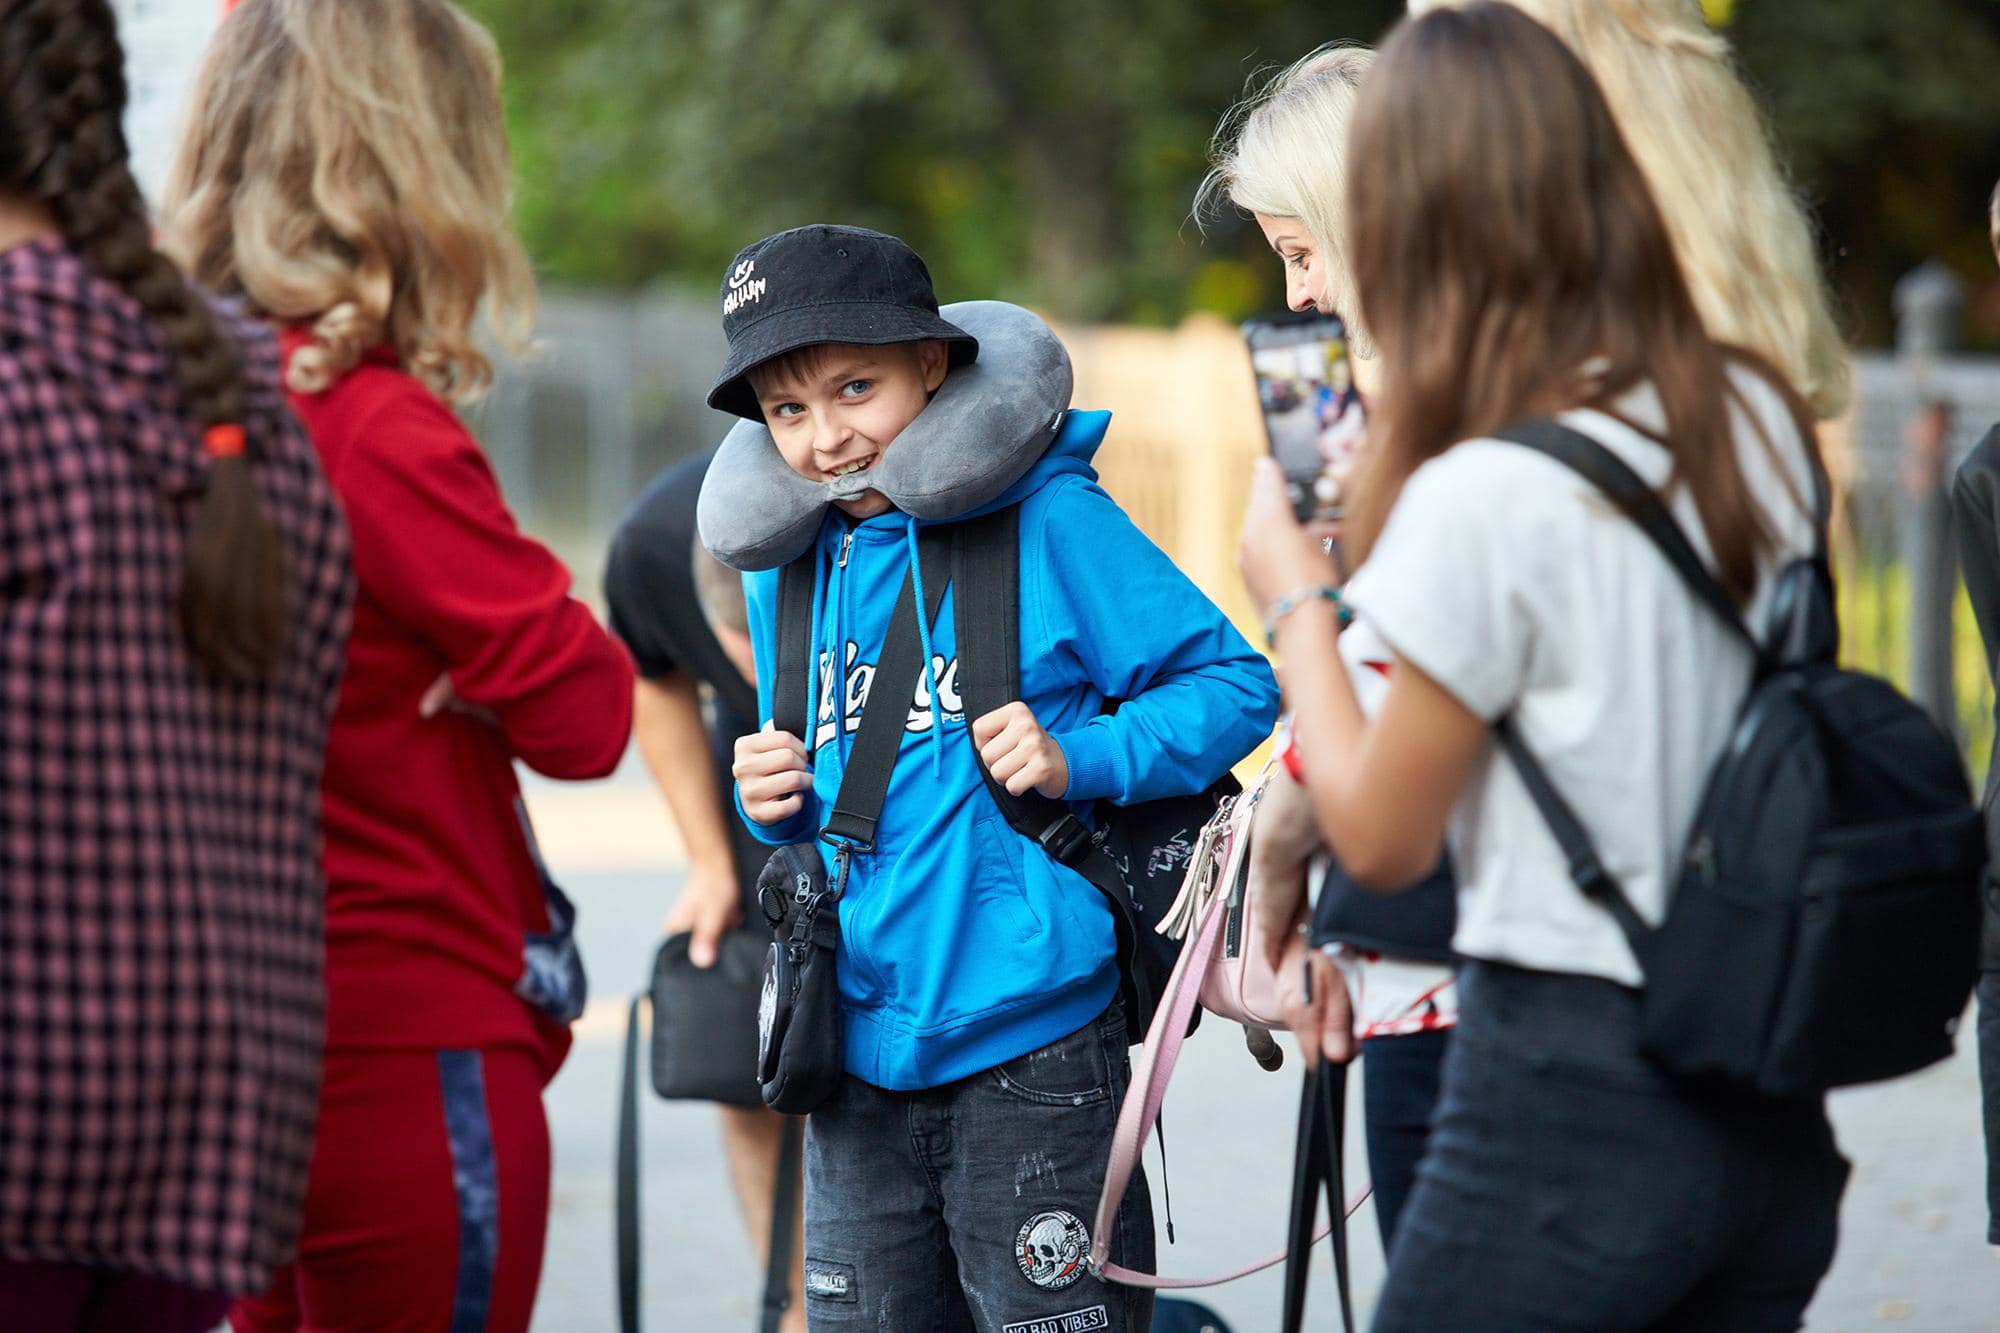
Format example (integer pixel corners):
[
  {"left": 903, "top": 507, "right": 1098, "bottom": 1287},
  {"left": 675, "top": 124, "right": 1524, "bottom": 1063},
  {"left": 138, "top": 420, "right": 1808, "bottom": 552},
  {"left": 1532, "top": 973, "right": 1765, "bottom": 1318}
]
[
  {"left": 1238, "top": 5, "right": 1845, "bottom": 1326},
  {"left": 162, "top": 1, "right": 634, "bottom": 1328},
  {"left": 0, "top": 1, "right": 352, "bottom": 1327}
]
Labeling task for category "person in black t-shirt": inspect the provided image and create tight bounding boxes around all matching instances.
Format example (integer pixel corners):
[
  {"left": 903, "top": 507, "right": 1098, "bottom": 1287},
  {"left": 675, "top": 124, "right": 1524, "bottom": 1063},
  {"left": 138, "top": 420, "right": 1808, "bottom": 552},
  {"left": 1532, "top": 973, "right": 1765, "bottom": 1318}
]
[
  {"left": 1947, "top": 179, "right": 2000, "bottom": 1260},
  {"left": 604, "top": 449, "right": 804, "bottom": 1330}
]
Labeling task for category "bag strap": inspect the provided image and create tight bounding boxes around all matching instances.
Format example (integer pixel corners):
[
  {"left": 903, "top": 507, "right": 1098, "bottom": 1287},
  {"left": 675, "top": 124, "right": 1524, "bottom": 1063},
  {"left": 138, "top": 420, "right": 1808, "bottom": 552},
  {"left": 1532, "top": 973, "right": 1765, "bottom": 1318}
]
[
  {"left": 619, "top": 992, "right": 805, "bottom": 1333},
  {"left": 947, "top": 509, "right": 1097, "bottom": 862},
  {"left": 759, "top": 1117, "right": 803, "bottom": 1333},
  {"left": 616, "top": 992, "right": 645, "bottom": 1333},
  {"left": 1488, "top": 418, "right": 1771, "bottom": 949},
  {"left": 1493, "top": 419, "right": 1764, "bottom": 663},
  {"left": 1281, "top": 1060, "right": 1354, "bottom": 1333},
  {"left": 1089, "top": 791, "right": 1369, "bottom": 1289},
  {"left": 772, "top": 551, "right": 816, "bottom": 742},
  {"left": 945, "top": 510, "right": 1157, "bottom": 1029},
  {"left": 817, "top": 553, "right": 950, "bottom": 853},
  {"left": 1492, "top": 722, "right": 1651, "bottom": 948}
]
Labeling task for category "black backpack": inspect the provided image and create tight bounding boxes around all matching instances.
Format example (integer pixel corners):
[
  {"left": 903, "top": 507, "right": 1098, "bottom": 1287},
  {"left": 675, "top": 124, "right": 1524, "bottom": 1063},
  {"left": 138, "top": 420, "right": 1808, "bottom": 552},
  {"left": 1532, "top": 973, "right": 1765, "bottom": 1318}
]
[
  {"left": 1495, "top": 420, "right": 1984, "bottom": 1099},
  {"left": 771, "top": 507, "right": 1233, "bottom": 1045}
]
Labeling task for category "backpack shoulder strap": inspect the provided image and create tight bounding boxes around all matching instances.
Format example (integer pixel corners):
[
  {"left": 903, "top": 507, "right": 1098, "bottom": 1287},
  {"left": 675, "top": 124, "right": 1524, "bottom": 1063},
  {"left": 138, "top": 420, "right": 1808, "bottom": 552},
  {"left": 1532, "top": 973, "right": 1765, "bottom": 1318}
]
[
  {"left": 945, "top": 508, "right": 1155, "bottom": 1024},
  {"left": 950, "top": 507, "right": 1021, "bottom": 718},
  {"left": 772, "top": 551, "right": 817, "bottom": 741},
  {"left": 1489, "top": 419, "right": 1735, "bottom": 950},
  {"left": 950, "top": 507, "right": 1096, "bottom": 862},
  {"left": 1493, "top": 419, "right": 1764, "bottom": 665},
  {"left": 1493, "top": 720, "right": 1650, "bottom": 947}
]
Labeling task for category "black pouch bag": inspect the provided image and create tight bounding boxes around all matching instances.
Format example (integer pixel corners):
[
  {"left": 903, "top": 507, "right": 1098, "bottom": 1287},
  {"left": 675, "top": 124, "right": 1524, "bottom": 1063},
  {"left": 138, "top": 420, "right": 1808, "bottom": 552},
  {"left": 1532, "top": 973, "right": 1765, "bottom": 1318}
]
[
  {"left": 648, "top": 929, "right": 767, "bottom": 1107},
  {"left": 1311, "top": 851, "right": 1456, "bottom": 962},
  {"left": 755, "top": 843, "right": 846, "bottom": 1113}
]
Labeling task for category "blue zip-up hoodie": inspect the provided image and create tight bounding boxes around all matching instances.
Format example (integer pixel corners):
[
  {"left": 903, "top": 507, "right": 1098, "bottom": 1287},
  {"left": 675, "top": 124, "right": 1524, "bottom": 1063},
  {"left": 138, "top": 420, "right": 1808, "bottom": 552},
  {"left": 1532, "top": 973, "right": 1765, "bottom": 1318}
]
[{"left": 739, "top": 409, "right": 1278, "bottom": 1090}]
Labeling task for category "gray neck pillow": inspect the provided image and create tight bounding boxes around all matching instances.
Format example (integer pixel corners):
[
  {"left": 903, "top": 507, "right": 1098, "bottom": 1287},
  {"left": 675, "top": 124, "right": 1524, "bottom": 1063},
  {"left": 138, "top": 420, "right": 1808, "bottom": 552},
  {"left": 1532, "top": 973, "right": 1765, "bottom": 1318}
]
[{"left": 697, "top": 300, "right": 1072, "bottom": 572}]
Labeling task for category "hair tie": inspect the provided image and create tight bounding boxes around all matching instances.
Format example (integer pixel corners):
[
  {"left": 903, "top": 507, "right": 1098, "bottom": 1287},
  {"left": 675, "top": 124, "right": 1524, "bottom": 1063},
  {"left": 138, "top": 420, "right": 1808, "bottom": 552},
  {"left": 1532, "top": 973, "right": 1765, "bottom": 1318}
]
[{"left": 203, "top": 423, "right": 246, "bottom": 459}]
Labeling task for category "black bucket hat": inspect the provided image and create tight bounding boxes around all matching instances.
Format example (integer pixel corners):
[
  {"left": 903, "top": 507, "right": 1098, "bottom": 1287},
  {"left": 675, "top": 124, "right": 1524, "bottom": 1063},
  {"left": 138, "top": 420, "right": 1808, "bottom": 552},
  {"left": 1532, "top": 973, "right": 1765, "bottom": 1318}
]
[{"left": 706, "top": 224, "right": 979, "bottom": 420}]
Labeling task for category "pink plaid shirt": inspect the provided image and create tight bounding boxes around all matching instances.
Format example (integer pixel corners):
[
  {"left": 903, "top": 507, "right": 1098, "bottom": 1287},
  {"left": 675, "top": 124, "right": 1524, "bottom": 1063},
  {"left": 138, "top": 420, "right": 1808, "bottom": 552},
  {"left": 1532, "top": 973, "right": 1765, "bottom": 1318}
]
[{"left": 0, "top": 237, "right": 352, "bottom": 1294}]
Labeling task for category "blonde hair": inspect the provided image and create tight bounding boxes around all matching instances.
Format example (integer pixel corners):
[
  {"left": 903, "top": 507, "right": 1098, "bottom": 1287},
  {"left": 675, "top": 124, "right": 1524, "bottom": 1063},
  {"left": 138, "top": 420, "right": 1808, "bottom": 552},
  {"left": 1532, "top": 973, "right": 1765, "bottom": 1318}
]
[
  {"left": 1197, "top": 46, "right": 1375, "bottom": 332},
  {"left": 1407, "top": 0, "right": 1849, "bottom": 418},
  {"left": 159, "top": 0, "right": 533, "bottom": 404}
]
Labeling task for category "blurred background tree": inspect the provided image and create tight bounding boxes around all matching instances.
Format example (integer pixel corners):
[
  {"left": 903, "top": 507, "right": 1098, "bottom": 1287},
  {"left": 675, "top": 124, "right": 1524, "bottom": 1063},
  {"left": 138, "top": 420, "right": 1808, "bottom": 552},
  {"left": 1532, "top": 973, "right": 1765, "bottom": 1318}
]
[{"left": 467, "top": 0, "right": 2000, "bottom": 344}]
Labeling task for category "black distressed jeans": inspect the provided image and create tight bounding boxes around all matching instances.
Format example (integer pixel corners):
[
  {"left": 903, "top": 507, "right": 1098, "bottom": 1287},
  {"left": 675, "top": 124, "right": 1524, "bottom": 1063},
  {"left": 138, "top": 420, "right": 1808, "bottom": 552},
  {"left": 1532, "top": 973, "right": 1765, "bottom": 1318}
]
[{"left": 800, "top": 1003, "right": 1155, "bottom": 1333}]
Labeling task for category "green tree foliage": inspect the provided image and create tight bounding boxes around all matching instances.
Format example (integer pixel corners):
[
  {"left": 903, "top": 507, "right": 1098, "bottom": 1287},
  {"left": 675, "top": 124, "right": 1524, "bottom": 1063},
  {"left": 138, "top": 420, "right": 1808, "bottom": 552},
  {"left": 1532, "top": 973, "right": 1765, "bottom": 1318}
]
[
  {"left": 1729, "top": 0, "right": 2000, "bottom": 346},
  {"left": 467, "top": 0, "right": 2000, "bottom": 341},
  {"left": 469, "top": 0, "right": 1400, "bottom": 321}
]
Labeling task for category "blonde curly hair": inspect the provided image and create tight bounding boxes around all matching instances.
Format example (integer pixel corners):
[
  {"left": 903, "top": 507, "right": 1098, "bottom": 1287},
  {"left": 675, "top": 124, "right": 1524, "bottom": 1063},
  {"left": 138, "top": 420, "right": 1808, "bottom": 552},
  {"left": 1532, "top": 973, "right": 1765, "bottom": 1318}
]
[
  {"left": 159, "top": 0, "right": 533, "bottom": 404},
  {"left": 1407, "top": 0, "right": 1849, "bottom": 418}
]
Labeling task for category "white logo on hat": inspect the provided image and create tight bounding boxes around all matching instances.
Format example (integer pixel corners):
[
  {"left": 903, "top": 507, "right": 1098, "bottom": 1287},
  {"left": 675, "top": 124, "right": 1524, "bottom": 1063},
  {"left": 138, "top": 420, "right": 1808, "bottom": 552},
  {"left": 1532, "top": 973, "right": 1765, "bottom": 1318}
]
[{"left": 723, "top": 258, "right": 768, "bottom": 316}]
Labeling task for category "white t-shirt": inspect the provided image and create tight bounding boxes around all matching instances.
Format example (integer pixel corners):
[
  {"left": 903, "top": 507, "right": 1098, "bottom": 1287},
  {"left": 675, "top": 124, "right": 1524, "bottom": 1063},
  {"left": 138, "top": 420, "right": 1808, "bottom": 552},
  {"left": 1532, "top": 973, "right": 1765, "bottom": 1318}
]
[{"left": 1342, "top": 366, "right": 1818, "bottom": 986}]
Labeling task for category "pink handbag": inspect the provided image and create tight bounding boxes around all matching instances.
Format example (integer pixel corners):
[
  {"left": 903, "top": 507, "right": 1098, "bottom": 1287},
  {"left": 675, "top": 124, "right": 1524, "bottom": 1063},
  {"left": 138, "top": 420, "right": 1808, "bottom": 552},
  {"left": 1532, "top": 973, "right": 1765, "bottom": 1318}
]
[
  {"left": 1089, "top": 766, "right": 1368, "bottom": 1288},
  {"left": 1154, "top": 765, "right": 1287, "bottom": 1028}
]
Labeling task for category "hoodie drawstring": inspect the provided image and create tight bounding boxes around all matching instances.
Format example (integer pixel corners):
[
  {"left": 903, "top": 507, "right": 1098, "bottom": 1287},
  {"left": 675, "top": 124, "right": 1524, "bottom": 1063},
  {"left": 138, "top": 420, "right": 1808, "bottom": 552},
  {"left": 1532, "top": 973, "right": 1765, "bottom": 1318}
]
[
  {"left": 805, "top": 536, "right": 834, "bottom": 760},
  {"left": 905, "top": 518, "right": 945, "bottom": 777}
]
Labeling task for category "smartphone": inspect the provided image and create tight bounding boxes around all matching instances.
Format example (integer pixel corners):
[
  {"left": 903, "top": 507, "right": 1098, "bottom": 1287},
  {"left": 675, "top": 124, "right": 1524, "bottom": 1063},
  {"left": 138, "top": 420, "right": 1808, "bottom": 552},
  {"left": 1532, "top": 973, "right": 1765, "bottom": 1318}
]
[{"left": 1241, "top": 312, "right": 1361, "bottom": 524}]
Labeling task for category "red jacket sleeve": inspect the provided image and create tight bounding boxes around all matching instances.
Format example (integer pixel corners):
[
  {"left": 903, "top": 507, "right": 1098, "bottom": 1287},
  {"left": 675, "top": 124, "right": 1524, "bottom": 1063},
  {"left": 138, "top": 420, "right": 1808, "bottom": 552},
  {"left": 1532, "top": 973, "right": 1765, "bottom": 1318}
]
[{"left": 334, "top": 379, "right": 633, "bottom": 778}]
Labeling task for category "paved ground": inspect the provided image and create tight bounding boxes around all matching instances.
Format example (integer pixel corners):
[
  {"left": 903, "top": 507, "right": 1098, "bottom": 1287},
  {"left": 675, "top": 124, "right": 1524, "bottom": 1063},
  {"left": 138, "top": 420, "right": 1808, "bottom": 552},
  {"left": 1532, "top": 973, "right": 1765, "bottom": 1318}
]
[{"left": 524, "top": 767, "right": 2000, "bottom": 1332}]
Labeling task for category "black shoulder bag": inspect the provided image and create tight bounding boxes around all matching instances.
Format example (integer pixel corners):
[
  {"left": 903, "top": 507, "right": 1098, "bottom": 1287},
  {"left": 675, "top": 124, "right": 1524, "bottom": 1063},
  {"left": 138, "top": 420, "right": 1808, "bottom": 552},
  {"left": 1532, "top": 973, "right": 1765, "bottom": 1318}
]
[{"left": 755, "top": 545, "right": 949, "bottom": 1114}]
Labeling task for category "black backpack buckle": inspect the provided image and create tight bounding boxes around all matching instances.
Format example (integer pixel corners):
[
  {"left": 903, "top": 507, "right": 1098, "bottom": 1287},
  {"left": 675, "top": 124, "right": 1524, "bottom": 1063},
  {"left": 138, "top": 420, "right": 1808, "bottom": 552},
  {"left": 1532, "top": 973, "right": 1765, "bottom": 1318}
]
[{"left": 1037, "top": 813, "right": 1095, "bottom": 866}]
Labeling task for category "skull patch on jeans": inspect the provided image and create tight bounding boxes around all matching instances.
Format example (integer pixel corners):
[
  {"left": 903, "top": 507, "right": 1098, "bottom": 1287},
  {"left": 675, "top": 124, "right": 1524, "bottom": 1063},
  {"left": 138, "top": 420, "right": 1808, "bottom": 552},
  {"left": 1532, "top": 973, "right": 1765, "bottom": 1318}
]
[{"left": 1014, "top": 1209, "right": 1089, "bottom": 1290}]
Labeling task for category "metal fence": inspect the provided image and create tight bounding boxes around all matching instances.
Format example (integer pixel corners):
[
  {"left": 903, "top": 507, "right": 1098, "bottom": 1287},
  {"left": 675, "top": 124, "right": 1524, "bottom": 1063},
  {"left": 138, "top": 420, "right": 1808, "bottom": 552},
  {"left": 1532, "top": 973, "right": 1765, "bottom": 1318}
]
[{"left": 1840, "top": 350, "right": 2000, "bottom": 772}]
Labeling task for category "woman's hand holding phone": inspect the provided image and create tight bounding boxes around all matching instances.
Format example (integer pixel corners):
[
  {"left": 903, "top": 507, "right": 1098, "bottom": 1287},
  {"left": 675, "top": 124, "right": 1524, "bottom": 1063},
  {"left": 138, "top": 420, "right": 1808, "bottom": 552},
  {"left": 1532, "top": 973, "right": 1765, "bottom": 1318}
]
[{"left": 1239, "top": 457, "right": 1342, "bottom": 621}]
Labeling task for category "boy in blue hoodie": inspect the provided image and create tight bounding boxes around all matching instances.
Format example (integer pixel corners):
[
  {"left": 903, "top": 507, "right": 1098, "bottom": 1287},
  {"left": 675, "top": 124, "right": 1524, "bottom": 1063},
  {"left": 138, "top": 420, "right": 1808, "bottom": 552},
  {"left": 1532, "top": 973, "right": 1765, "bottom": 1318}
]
[{"left": 715, "top": 225, "right": 1277, "bottom": 1332}]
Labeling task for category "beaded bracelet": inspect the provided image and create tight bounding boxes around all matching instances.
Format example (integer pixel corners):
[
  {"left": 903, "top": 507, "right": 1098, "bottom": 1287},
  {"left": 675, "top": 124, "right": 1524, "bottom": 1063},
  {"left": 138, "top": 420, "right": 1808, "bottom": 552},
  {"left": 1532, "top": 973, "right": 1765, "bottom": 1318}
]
[{"left": 1262, "top": 583, "right": 1349, "bottom": 648}]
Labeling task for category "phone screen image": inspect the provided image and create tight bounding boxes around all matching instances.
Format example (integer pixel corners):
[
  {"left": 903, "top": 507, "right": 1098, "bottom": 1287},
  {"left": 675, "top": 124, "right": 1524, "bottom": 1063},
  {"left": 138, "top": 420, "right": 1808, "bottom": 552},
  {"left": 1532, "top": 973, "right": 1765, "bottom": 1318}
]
[{"left": 1241, "top": 312, "right": 1361, "bottom": 523}]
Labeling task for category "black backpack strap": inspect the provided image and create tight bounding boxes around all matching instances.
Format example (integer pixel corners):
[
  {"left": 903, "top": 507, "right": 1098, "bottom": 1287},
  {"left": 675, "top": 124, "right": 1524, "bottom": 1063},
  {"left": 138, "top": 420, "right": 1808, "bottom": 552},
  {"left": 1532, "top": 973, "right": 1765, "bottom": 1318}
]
[
  {"left": 615, "top": 991, "right": 644, "bottom": 1333},
  {"left": 772, "top": 550, "right": 817, "bottom": 742},
  {"left": 1485, "top": 419, "right": 1776, "bottom": 953},
  {"left": 818, "top": 554, "right": 951, "bottom": 852},
  {"left": 950, "top": 508, "right": 1095, "bottom": 864},
  {"left": 1493, "top": 721, "right": 1649, "bottom": 948},
  {"left": 948, "top": 509, "right": 1156, "bottom": 1028},
  {"left": 1488, "top": 420, "right": 1784, "bottom": 948},
  {"left": 1493, "top": 420, "right": 1764, "bottom": 665}
]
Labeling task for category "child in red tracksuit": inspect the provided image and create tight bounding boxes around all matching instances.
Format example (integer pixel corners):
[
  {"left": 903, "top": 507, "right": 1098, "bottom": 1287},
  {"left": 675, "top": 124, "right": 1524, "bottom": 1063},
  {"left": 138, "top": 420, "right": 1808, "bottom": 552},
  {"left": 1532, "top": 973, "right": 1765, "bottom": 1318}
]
[{"left": 161, "top": 3, "right": 634, "bottom": 1329}]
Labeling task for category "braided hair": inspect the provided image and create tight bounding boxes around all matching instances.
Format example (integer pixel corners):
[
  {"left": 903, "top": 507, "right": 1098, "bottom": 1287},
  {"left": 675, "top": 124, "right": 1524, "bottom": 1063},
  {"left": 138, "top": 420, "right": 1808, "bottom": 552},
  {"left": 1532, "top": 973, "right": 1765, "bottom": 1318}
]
[{"left": 0, "top": 0, "right": 287, "bottom": 682}]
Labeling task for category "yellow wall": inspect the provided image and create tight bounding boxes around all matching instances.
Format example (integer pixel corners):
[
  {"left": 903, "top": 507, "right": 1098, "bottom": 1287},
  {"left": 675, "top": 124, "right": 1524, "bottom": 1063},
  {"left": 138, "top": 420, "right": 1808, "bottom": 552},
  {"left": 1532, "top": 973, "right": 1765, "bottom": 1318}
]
[{"left": 1056, "top": 313, "right": 1269, "bottom": 652}]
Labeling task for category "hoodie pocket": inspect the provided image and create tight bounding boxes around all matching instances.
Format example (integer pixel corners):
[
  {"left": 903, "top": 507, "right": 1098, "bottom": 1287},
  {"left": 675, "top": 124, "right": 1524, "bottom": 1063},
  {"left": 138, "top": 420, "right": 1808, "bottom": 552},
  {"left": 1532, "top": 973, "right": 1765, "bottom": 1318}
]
[{"left": 973, "top": 807, "right": 1046, "bottom": 946}]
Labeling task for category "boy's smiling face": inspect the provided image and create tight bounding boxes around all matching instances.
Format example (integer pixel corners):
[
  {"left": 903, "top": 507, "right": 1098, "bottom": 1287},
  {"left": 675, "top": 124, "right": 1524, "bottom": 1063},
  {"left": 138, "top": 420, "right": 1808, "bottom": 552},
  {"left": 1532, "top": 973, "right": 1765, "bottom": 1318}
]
[{"left": 749, "top": 340, "right": 949, "bottom": 519}]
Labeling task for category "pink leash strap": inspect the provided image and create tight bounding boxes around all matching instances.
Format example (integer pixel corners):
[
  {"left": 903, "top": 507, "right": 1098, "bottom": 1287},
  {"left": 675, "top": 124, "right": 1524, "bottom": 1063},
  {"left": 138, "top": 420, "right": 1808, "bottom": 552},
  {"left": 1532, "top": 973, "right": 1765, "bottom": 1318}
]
[{"left": 1089, "top": 847, "right": 1370, "bottom": 1289}]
